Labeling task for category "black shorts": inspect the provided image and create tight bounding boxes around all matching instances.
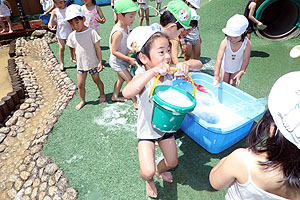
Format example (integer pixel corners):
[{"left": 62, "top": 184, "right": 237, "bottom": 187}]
[{"left": 138, "top": 133, "right": 174, "bottom": 143}]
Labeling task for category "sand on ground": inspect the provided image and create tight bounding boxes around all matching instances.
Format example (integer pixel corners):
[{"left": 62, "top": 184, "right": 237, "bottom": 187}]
[{"left": 0, "top": 47, "right": 12, "bottom": 99}]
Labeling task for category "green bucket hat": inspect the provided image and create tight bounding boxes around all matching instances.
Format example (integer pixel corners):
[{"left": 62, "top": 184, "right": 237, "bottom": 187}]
[
  {"left": 166, "top": 0, "right": 192, "bottom": 29},
  {"left": 114, "top": 0, "right": 139, "bottom": 14}
]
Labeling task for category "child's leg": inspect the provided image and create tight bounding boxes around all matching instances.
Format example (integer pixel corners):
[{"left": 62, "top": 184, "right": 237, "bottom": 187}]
[
  {"left": 145, "top": 8, "right": 150, "bottom": 26},
  {"left": 57, "top": 39, "right": 66, "bottom": 71},
  {"left": 192, "top": 41, "right": 201, "bottom": 60},
  {"left": 138, "top": 141, "right": 157, "bottom": 198},
  {"left": 91, "top": 72, "right": 106, "bottom": 103},
  {"left": 222, "top": 70, "right": 231, "bottom": 84},
  {"left": 158, "top": 2, "right": 161, "bottom": 10},
  {"left": 156, "top": 136, "right": 178, "bottom": 182},
  {"left": 117, "top": 70, "right": 138, "bottom": 109},
  {"left": 76, "top": 72, "right": 87, "bottom": 110},
  {"left": 229, "top": 71, "right": 239, "bottom": 86},
  {"left": 69, "top": 47, "right": 76, "bottom": 63},
  {"left": 139, "top": 8, "right": 145, "bottom": 26},
  {"left": 0, "top": 18, "right": 6, "bottom": 33},
  {"left": 184, "top": 44, "right": 193, "bottom": 61},
  {"left": 5, "top": 16, "right": 13, "bottom": 33},
  {"left": 111, "top": 73, "right": 126, "bottom": 102}
]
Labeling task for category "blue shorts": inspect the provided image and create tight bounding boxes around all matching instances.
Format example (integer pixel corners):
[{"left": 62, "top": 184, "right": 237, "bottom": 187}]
[
  {"left": 77, "top": 67, "right": 98, "bottom": 75},
  {"left": 138, "top": 133, "right": 174, "bottom": 143},
  {"left": 185, "top": 38, "right": 200, "bottom": 46}
]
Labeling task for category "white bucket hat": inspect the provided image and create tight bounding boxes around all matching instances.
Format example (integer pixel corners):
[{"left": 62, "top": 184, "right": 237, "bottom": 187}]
[
  {"left": 190, "top": 8, "right": 200, "bottom": 21},
  {"left": 268, "top": 71, "right": 300, "bottom": 149},
  {"left": 65, "top": 4, "right": 84, "bottom": 21},
  {"left": 222, "top": 14, "right": 249, "bottom": 37},
  {"left": 186, "top": 0, "right": 200, "bottom": 9},
  {"left": 127, "top": 23, "right": 162, "bottom": 53}
]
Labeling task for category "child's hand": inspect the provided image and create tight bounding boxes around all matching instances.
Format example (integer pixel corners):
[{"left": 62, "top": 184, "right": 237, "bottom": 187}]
[
  {"left": 152, "top": 62, "right": 170, "bottom": 76},
  {"left": 97, "top": 63, "right": 104, "bottom": 72},
  {"left": 48, "top": 24, "right": 56, "bottom": 31},
  {"left": 96, "top": 17, "right": 106, "bottom": 24},
  {"left": 128, "top": 57, "right": 136, "bottom": 66},
  {"left": 213, "top": 76, "right": 220, "bottom": 87},
  {"left": 174, "top": 62, "right": 189, "bottom": 76},
  {"left": 233, "top": 71, "right": 244, "bottom": 86}
]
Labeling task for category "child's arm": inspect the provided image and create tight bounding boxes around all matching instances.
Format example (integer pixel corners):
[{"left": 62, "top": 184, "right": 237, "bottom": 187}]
[
  {"left": 170, "top": 39, "right": 180, "bottom": 64},
  {"left": 234, "top": 40, "right": 251, "bottom": 85},
  {"left": 48, "top": 9, "right": 57, "bottom": 30},
  {"left": 122, "top": 62, "right": 170, "bottom": 98},
  {"left": 96, "top": 6, "right": 106, "bottom": 24},
  {"left": 209, "top": 148, "right": 247, "bottom": 190},
  {"left": 44, "top": 2, "right": 55, "bottom": 16},
  {"left": 94, "top": 41, "right": 103, "bottom": 72},
  {"left": 111, "top": 31, "right": 136, "bottom": 66},
  {"left": 214, "top": 39, "right": 226, "bottom": 85},
  {"left": 248, "top": 2, "right": 263, "bottom": 26}
]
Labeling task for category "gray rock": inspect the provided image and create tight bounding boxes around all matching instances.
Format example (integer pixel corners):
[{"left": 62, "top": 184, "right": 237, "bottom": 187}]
[
  {"left": 5, "top": 116, "right": 18, "bottom": 126},
  {"left": 32, "top": 30, "right": 47, "bottom": 38},
  {"left": 0, "top": 127, "right": 10, "bottom": 134},
  {"left": 0, "top": 133, "right": 6, "bottom": 143},
  {"left": 45, "top": 163, "right": 59, "bottom": 175},
  {"left": 13, "top": 110, "right": 25, "bottom": 117}
]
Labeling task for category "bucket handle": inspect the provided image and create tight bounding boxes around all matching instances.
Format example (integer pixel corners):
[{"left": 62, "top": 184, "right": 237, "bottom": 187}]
[{"left": 149, "top": 67, "right": 196, "bottom": 99}]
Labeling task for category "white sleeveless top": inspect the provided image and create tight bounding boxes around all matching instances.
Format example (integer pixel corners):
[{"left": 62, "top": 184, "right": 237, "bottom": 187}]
[
  {"left": 135, "top": 66, "right": 173, "bottom": 139},
  {"left": 55, "top": 7, "right": 72, "bottom": 39},
  {"left": 221, "top": 37, "right": 248, "bottom": 74},
  {"left": 109, "top": 24, "right": 130, "bottom": 71},
  {"left": 225, "top": 150, "right": 288, "bottom": 200}
]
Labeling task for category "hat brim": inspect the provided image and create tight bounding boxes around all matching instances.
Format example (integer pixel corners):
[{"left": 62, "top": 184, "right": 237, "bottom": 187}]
[
  {"left": 222, "top": 28, "right": 241, "bottom": 37},
  {"left": 190, "top": 2, "right": 200, "bottom": 9},
  {"left": 65, "top": 14, "right": 84, "bottom": 21},
  {"left": 116, "top": 6, "right": 139, "bottom": 14}
]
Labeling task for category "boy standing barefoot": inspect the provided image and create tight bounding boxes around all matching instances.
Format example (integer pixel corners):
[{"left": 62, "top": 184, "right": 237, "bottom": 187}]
[{"left": 66, "top": 5, "right": 106, "bottom": 110}]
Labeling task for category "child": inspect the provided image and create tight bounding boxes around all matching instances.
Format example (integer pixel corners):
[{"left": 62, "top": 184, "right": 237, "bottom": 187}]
[
  {"left": 138, "top": 0, "right": 150, "bottom": 26},
  {"left": 40, "top": 0, "right": 55, "bottom": 25},
  {"left": 159, "top": 0, "right": 192, "bottom": 40},
  {"left": 244, "top": 0, "right": 265, "bottom": 39},
  {"left": 0, "top": 0, "right": 13, "bottom": 33},
  {"left": 111, "top": 0, "right": 118, "bottom": 24},
  {"left": 48, "top": 0, "right": 75, "bottom": 71},
  {"left": 170, "top": 8, "right": 199, "bottom": 64},
  {"left": 209, "top": 71, "right": 300, "bottom": 200},
  {"left": 65, "top": 4, "right": 105, "bottom": 110},
  {"left": 123, "top": 25, "right": 202, "bottom": 198},
  {"left": 214, "top": 14, "right": 251, "bottom": 86},
  {"left": 181, "top": 0, "right": 201, "bottom": 61},
  {"left": 155, "top": 0, "right": 162, "bottom": 15},
  {"left": 109, "top": 0, "right": 139, "bottom": 108},
  {"left": 81, "top": 0, "right": 106, "bottom": 31}
]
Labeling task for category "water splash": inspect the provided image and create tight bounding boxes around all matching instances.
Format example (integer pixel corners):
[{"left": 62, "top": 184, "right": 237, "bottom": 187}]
[{"left": 229, "top": 98, "right": 268, "bottom": 113}]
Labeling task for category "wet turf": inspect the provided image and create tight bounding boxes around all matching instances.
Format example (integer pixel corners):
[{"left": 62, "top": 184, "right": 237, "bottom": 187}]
[{"left": 43, "top": 0, "right": 300, "bottom": 199}]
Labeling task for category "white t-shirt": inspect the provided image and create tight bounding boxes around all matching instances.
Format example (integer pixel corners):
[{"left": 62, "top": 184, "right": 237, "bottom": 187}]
[
  {"left": 41, "top": 0, "right": 54, "bottom": 12},
  {"left": 67, "top": 28, "right": 101, "bottom": 71},
  {"left": 136, "top": 66, "right": 173, "bottom": 139}
]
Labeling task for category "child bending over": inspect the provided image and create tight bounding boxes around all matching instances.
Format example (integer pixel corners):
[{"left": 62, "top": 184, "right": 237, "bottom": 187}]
[
  {"left": 66, "top": 4, "right": 105, "bottom": 110},
  {"left": 123, "top": 25, "right": 202, "bottom": 198}
]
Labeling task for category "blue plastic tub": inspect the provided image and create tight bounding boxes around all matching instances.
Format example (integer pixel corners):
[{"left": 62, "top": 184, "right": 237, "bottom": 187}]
[{"left": 173, "top": 72, "right": 265, "bottom": 154}]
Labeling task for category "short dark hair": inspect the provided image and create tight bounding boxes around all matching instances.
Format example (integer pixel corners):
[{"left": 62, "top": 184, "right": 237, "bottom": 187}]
[
  {"left": 190, "top": 20, "right": 198, "bottom": 28},
  {"left": 91, "top": 0, "right": 96, "bottom": 4},
  {"left": 136, "top": 32, "right": 167, "bottom": 65},
  {"left": 248, "top": 109, "right": 300, "bottom": 188},
  {"left": 160, "top": 10, "right": 184, "bottom": 30}
]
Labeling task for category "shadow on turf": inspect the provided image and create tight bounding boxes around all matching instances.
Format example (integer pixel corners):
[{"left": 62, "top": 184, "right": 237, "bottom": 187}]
[
  {"left": 250, "top": 50, "right": 270, "bottom": 58},
  {"left": 154, "top": 130, "right": 247, "bottom": 199}
]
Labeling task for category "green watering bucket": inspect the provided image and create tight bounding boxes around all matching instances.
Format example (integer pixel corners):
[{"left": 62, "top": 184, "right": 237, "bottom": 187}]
[{"left": 150, "top": 68, "right": 197, "bottom": 133}]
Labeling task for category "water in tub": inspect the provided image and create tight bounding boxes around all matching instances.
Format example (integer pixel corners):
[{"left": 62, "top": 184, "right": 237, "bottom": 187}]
[
  {"left": 193, "top": 92, "right": 245, "bottom": 128},
  {"left": 156, "top": 87, "right": 194, "bottom": 108}
]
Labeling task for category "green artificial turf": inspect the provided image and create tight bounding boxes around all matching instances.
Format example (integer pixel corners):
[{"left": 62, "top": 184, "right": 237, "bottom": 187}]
[{"left": 43, "top": 0, "right": 300, "bottom": 199}]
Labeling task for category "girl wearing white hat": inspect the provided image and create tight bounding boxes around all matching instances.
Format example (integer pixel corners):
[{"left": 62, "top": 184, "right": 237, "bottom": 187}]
[
  {"left": 214, "top": 14, "right": 251, "bottom": 86},
  {"left": 209, "top": 71, "right": 300, "bottom": 200}
]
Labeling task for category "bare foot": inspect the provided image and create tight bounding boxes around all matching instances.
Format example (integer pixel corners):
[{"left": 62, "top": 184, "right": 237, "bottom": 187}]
[
  {"left": 70, "top": 58, "right": 76, "bottom": 63},
  {"left": 59, "top": 63, "right": 64, "bottom": 71},
  {"left": 111, "top": 96, "right": 127, "bottom": 102},
  {"left": 146, "top": 179, "right": 158, "bottom": 198},
  {"left": 75, "top": 101, "right": 85, "bottom": 110},
  {"left": 155, "top": 171, "right": 173, "bottom": 183},
  {"left": 0, "top": 29, "right": 6, "bottom": 33},
  {"left": 134, "top": 102, "right": 139, "bottom": 110},
  {"left": 99, "top": 94, "right": 106, "bottom": 103},
  {"left": 8, "top": 29, "right": 13, "bottom": 33}
]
